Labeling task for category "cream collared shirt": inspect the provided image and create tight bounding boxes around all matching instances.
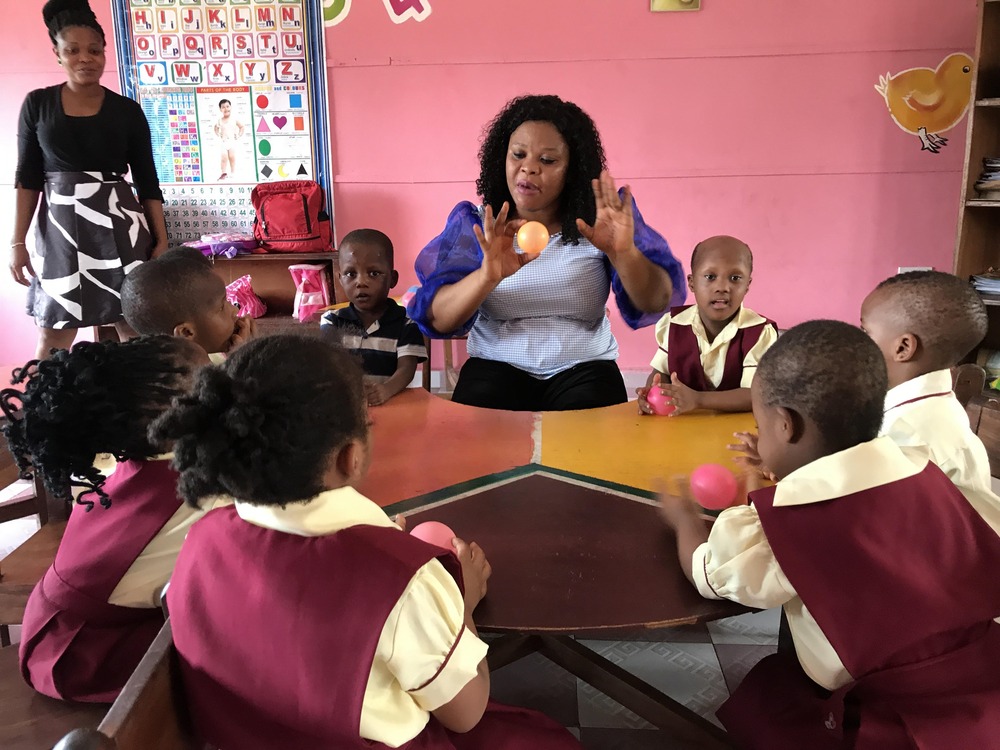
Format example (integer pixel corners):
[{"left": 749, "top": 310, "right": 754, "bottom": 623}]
[
  {"left": 879, "top": 370, "right": 1000, "bottom": 615},
  {"left": 104, "top": 456, "right": 231, "bottom": 608},
  {"left": 691, "top": 437, "right": 927, "bottom": 690},
  {"left": 650, "top": 305, "right": 777, "bottom": 388},
  {"left": 881, "top": 370, "right": 993, "bottom": 498},
  {"left": 236, "top": 487, "right": 488, "bottom": 748}
]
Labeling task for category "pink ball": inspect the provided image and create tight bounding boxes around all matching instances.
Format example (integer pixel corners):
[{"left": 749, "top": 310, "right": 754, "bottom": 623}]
[
  {"left": 646, "top": 386, "right": 676, "bottom": 416},
  {"left": 689, "top": 464, "right": 738, "bottom": 510},
  {"left": 410, "top": 521, "right": 456, "bottom": 550}
]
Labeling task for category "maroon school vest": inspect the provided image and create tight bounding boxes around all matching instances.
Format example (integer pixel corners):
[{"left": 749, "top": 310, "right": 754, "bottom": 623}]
[
  {"left": 170, "top": 507, "right": 581, "bottom": 750},
  {"left": 718, "top": 459, "right": 1000, "bottom": 749},
  {"left": 18, "top": 459, "right": 182, "bottom": 702},
  {"left": 666, "top": 305, "right": 774, "bottom": 391}
]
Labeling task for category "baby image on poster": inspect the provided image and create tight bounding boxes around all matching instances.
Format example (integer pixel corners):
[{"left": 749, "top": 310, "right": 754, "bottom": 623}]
[
  {"left": 197, "top": 88, "right": 254, "bottom": 183},
  {"left": 214, "top": 99, "right": 246, "bottom": 180}
]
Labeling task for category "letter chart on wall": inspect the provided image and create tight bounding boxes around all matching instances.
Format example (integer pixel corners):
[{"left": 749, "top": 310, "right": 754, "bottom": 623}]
[{"left": 112, "top": 0, "right": 331, "bottom": 240}]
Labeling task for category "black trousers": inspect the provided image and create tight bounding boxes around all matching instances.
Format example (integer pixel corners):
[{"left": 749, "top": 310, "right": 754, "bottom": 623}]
[{"left": 451, "top": 357, "right": 628, "bottom": 412}]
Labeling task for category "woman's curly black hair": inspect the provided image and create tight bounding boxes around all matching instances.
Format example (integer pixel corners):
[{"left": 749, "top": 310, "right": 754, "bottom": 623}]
[
  {"left": 0, "top": 337, "right": 198, "bottom": 511},
  {"left": 476, "top": 94, "right": 607, "bottom": 245},
  {"left": 43, "top": 0, "right": 105, "bottom": 46},
  {"left": 151, "top": 335, "right": 367, "bottom": 509}
]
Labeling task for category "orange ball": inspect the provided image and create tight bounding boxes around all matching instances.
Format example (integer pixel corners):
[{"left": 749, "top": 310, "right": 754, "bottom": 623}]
[{"left": 516, "top": 221, "right": 550, "bottom": 253}]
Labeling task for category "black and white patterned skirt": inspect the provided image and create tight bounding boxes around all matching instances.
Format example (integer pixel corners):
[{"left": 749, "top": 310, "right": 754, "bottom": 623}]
[{"left": 27, "top": 171, "right": 152, "bottom": 329}]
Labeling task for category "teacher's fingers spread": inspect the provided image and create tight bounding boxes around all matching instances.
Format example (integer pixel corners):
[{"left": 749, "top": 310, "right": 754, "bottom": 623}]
[
  {"left": 479, "top": 205, "right": 496, "bottom": 244},
  {"left": 495, "top": 201, "right": 510, "bottom": 228},
  {"left": 596, "top": 171, "right": 621, "bottom": 210},
  {"left": 619, "top": 183, "right": 633, "bottom": 212},
  {"left": 517, "top": 251, "right": 541, "bottom": 267},
  {"left": 472, "top": 223, "right": 489, "bottom": 253},
  {"left": 574, "top": 217, "right": 596, "bottom": 242}
]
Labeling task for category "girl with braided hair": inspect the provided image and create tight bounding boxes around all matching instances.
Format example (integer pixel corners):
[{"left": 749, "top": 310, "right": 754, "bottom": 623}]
[
  {"left": 9, "top": 0, "right": 168, "bottom": 360},
  {"left": 410, "top": 94, "right": 685, "bottom": 411},
  {"left": 152, "top": 334, "right": 580, "bottom": 749},
  {"left": 0, "top": 336, "right": 220, "bottom": 703}
]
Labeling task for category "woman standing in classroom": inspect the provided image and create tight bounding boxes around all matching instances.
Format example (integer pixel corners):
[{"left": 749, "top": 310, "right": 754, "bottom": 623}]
[{"left": 8, "top": 0, "right": 168, "bottom": 360}]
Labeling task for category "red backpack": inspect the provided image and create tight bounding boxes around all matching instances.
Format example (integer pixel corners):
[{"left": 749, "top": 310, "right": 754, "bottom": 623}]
[{"left": 251, "top": 180, "right": 332, "bottom": 253}]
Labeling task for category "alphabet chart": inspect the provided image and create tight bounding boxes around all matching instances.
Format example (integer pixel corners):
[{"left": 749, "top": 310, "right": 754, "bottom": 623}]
[{"left": 112, "top": 0, "right": 331, "bottom": 240}]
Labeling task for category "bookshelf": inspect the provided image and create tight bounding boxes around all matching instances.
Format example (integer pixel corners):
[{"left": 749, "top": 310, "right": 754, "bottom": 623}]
[{"left": 956, "top": 0, "right": 1000, "bottom": 351}]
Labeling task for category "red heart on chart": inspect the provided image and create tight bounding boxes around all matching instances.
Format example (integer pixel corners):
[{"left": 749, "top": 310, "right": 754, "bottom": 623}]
[{"left": 272, "top": 116, "right": 288, "bottom": 129}]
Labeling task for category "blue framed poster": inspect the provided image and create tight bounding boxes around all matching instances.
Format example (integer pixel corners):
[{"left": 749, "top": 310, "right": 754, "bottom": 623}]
[{"left": 111, "top": 0, "right": 332, "bottom": 241}]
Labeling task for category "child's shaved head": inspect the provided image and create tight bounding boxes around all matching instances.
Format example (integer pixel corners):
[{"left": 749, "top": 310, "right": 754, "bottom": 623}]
[
  {"left": 757, "top": 320, "right": 887, "bottom": 452},
  {"left": 690, "top": 236, "right": 753, "bottom": 274},
  {"left": 872, "top": 271, "right": 987, "bottom": 369}
]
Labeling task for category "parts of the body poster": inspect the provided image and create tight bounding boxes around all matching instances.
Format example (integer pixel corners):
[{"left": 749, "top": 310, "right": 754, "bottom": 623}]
[{"left": 120, "top": 0, "right": 319, "bottom": 239}]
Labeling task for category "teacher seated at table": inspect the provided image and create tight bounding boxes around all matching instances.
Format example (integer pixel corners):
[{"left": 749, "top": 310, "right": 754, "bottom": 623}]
[{"left": 409, "top": 94, "right": 684, "bottom": 412}]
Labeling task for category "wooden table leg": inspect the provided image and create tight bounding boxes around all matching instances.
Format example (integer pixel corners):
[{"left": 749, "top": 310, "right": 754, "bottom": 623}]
[
  {"left": 537, "top": 635, "right": 735, "bottom": 750},
  {"left": 485, "top": 634, "right": 541, "bottom": 671}
]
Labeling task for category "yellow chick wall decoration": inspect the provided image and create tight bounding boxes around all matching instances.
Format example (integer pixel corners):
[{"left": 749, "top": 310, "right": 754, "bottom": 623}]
[{"left": 875, "top": 53, "right": 974, "bottom": 153}]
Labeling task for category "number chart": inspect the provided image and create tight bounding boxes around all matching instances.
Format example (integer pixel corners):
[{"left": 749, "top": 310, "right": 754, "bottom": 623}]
[{"left": 112, "top": 0, "right": 331, "bottom": 240}]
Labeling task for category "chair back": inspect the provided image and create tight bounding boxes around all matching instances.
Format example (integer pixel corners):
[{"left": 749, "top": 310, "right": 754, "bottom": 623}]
[
  {"left": 53, "top": 620, "right": 197, "bottom": 750},
  {"left": 953, "top": 363, "right": 987, "bottom": 409}
]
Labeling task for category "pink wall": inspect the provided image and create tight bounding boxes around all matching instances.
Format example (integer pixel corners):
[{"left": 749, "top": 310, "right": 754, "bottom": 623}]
[
  {"left": 0, "top": 0, "right": 979, "bottom": 370},
  {"left": 0, "top": 1, "right": 120, "bottom": 362}
]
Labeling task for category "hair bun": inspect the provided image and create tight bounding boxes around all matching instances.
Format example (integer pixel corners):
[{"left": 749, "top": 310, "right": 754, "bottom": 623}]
[{"left": 43, "top": 0, "right": 95, "bottom": 27}]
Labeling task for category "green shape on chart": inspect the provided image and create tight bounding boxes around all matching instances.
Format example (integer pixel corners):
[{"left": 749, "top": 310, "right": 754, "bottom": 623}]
[
  {"left": 324, "top": 0, "right": 348, "bottom": 23},
  {"left": 259, "top": 140, "right": 272, "bottom": 156}
]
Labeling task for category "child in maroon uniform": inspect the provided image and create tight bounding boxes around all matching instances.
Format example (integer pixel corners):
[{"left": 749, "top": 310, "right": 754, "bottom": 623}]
[
  {"left": 152, "top": 335, "right": 580, "bottom": 750},
  {"left": 638, "top": 236, "right": 777, "bottom": 415},
  {"left": 661, "top": 320, "right": 1000, "bottom": 749},
  {"left": 0, "top": 336, "right": 212, "bottom": 702}
]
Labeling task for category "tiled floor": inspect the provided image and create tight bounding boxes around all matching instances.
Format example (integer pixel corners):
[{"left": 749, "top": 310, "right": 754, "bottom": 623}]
[{"left": 489, "top": 610, "right": 780, "bottom": 748}]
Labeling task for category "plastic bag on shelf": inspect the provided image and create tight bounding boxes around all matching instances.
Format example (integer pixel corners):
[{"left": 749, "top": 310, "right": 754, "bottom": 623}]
[
  {"left": 225, "top": 274, "right": 267, "bottom": 318},
  {"left": 190, "top": 232, "right": 261, "bottom": 259},
  {"left": 289, "top": 264, "right": 331, "bottom": 323}
]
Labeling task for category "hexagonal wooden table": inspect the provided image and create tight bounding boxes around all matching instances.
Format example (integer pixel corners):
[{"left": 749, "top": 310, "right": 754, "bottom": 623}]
[{"left": 405, "top": 471, "right": 745, "bottom": 750}]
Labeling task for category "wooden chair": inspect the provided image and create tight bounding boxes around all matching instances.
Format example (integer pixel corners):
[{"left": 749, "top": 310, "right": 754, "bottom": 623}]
[
  {"left": 952, "top": 363, "right": 987, "bottom": 409},
  {"left": 969, "top": 394, "right": 1000, "bottom": 479},
  {"left": 0, "top": 416, "right": 57, "bottom": 527},
  {"left": 0, "top": 644, "right": 106, "bottom": 750},
  {"left": 440, "top": 335, "right": 466, "bottom": 394},
  {"left": 0, "top": 522, "right": 67, "bottom": 647},
  {"left": 52, "top": 620, "right": 198, "bottom": 750}
]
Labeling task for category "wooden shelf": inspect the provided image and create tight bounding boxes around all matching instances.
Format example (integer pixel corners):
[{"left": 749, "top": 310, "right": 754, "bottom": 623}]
[
  {"left": 211, "top": 253, "right": 342, "bottom": 317},
  {"left": 210, "top": 251, "right": 336, "bottom": 262},
  {"left": 957, "top": 2, "right": 1000, "bottom": 283}
]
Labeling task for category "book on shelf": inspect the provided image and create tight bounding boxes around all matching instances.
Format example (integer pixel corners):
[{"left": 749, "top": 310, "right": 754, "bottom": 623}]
[{"left": 972, "top": 271, "right": 1000, "bottom": 294}]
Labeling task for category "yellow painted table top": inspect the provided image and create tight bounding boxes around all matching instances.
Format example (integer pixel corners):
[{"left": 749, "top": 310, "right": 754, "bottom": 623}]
[
  {"left": 539, "top": 401, "right": 757, "bottom": 494},
  {"left": 363, "top": 390, "right": 757, "bottom": 507}
]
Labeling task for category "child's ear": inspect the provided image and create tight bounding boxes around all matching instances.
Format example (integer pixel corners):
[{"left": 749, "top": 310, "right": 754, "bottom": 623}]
[
  {"left": 686, "top": 273, "right": 695, "bottom": 293},
  {"left": 389, "top": 270, "right": 399, "bottom": 289},
  {"left": 173, "top": 321, "right": 197, "bottom": 340},
  {"left": 333, "top": 439, "right": 368, "bottom": 485},
  {"left": 775, "top": 405, "right": 805, "bottom": 444},
  {"left": 894, "top": 333, "right": 919, "bottom": 363}
]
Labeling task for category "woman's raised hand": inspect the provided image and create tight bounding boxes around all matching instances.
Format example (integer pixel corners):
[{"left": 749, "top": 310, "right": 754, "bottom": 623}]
[
  {"left": 473, "top": 202, "right": 537, "bottom": 285},
  {"left": 576, "top": 170, "right": 635, "bottom": 260}
]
